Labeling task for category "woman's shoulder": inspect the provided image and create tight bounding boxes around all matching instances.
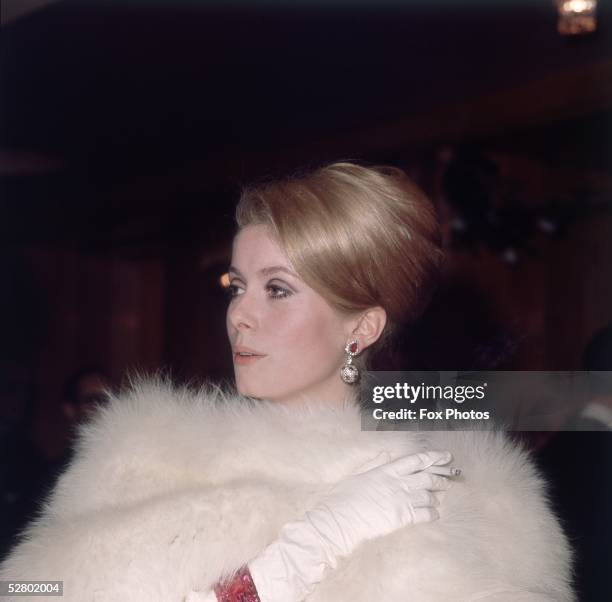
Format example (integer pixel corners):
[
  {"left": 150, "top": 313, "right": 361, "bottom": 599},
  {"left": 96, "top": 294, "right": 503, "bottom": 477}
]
[
  {"left": 71, "top": 375, "right": 248, "bottom": 466},
  {"left": 423, "top": 424, "right": 555, "bottom": 516},
  {"left": 43, "top": 376, "right": 256, "bottom": 518},
  {"left": 424, "top": 425, "right": 572, "bottom": 578},
  {"left": 358, "top": 425, "right": 575, "bottom": 600}
]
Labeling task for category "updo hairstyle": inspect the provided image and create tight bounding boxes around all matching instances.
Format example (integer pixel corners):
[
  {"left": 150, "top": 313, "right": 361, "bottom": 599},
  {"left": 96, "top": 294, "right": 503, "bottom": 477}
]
[{"left": 235, "top": 161, "right": 445, "bottom": 371}]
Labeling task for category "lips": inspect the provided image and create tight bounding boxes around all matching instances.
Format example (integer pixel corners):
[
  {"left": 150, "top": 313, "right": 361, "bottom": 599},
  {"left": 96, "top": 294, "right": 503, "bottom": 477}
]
[
  {"left": 233, "top": 345, "right": 266, "bottom": 357},
  {"left": 233, "top": 346, "right": 267, "bottom": 366},
  {"left": 233, "top": 347, "right": 267, "bottom": 366}
]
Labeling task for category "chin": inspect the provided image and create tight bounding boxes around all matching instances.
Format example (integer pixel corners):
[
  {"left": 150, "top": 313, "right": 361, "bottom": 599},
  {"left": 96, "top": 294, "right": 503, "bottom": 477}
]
[
  {"left": 236, "top": 381, "right": 284, "bottom": 403},
  {"left": 235, "top": 377, "right": 263, "bottom": 399}
]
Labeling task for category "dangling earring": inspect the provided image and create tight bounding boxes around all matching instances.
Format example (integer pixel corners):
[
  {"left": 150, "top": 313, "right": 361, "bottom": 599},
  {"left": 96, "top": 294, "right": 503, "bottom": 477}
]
[{"left": 340, "top": 339, "right": 360, "bottom": 384}]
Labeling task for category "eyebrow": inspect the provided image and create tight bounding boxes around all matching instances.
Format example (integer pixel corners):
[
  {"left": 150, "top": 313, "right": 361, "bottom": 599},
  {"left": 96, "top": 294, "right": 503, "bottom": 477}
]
[{"left": 228, "top": 265, "right": 300, "bottom": 279}]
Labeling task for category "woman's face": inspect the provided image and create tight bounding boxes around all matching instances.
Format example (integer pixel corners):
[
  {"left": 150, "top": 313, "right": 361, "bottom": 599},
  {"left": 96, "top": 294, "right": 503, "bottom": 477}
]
[{"left": 226, "top": 224, "right": 357, "bottom": 406}]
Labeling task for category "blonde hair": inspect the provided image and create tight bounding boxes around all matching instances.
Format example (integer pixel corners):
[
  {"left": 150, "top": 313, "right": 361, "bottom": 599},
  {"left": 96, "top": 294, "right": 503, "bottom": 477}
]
[{"left": 235, "top": 161, "right": 444, "bottom": 368}]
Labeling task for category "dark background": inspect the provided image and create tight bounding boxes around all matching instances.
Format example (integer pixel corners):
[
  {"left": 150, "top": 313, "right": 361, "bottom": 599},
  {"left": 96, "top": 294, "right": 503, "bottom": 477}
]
[{"left": 1, "top": 0, "right": 612, "bottom": 598}]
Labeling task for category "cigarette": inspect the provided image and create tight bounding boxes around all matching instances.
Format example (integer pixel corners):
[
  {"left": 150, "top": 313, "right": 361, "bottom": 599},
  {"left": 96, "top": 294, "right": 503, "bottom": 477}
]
[{"left": 424, "top": 466, "right": 462, "bottom": 477}]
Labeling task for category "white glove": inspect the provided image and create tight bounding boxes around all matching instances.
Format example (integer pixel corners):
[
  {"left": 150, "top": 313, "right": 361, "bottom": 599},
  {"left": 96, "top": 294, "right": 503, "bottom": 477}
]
[{"left": 248, "top": 449, "right": 455, "bottom": 601}]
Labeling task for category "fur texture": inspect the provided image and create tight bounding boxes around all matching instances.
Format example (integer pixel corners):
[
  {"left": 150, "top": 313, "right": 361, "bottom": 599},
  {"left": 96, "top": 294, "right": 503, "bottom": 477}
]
[{"left": 0, "top": 377, "right": 575, "bottom": 601}]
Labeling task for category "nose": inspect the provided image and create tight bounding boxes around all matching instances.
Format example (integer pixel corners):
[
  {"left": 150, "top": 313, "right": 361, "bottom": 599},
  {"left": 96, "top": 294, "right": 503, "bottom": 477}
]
[{"left": 227, "top": 293, "right": 257, "bottom": 332}]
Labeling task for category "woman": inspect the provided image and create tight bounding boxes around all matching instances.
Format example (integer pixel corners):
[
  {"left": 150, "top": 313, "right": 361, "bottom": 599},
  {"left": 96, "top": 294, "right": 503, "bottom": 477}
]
[{"left": 0, "top": 163, "right": 574, "bottom": 601}]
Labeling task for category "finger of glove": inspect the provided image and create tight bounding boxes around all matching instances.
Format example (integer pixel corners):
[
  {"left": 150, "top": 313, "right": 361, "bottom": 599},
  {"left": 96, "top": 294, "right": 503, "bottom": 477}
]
[
  {"left": 354, "top": 450, "right": 394, "bottom": 475},
  {"left": 432, "top": 490, "right": 448, "bottom": 506},
  {"left": 405, "top": 489, "right": 439, "bottom": 508},
  {"left": 388, "top": 450, "right": 453, "bottom": 477},
  {"left": 408, "top": 506, "right": 440, "bottom": 525},
  {"left": 402, "top": 471, "right": 453, "bottom": 491}
]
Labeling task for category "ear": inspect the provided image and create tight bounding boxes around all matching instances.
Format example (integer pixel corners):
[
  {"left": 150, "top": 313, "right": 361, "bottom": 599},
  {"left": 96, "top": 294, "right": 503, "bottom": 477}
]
[{"left": 349, "top": 306, "right": 387, "bottom": 351}]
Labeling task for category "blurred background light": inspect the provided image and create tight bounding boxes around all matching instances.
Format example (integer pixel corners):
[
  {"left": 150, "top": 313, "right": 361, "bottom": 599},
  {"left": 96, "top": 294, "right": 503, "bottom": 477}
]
[{"left": 555, "top": 0, "right": 597, "bottom": 35}]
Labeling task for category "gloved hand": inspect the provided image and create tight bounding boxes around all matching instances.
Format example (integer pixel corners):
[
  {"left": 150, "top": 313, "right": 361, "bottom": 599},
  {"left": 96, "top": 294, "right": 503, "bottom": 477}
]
[{"left": 247, "top": 449, "right": 455, "bottom": 601}]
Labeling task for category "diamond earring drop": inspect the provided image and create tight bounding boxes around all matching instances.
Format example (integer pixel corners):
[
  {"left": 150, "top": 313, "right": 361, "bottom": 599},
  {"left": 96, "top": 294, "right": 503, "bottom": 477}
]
[{"left": 340, "top": 339, "right": 360, "bottom": 384}]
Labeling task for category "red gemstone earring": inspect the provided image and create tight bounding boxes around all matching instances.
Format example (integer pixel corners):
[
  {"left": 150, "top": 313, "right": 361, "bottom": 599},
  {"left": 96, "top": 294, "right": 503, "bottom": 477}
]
[{"left": 340, "top": 339, "right": 360, "bottom": 384}]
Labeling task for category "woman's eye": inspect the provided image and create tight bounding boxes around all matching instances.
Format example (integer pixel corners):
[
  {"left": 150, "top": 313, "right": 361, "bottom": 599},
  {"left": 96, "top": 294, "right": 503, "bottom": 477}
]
[
  {"left": 225, "top": 284, "right": 243, "bottom": 299},
  {"left": 267, "top": 284, "right": 292, "bottom": 300},
  {"left": 225, "top": 283, "right": 291, "bottom": 301}
]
